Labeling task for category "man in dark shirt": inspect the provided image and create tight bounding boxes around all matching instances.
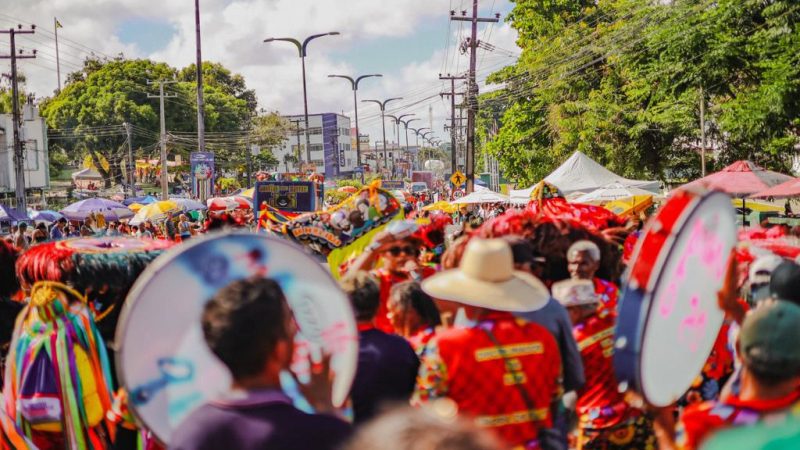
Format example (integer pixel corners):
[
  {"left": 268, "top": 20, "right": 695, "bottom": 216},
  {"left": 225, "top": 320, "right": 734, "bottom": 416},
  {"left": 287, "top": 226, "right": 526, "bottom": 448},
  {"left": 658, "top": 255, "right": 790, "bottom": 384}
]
[
  {"left": 503, "top": 237, "right": 585, "bottom": 393},
  {"left": 340, "top": 271, "right": 420, "bottom": 424},
  {"left": 170, "top": 277, "right": 352, "bottom": 450}
]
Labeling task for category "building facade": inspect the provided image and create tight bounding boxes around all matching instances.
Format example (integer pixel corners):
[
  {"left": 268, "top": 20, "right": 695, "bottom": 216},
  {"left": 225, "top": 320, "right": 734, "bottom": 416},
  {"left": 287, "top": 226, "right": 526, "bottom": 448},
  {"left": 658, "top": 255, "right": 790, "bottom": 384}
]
[
  {"left": 276, "top": 113, "right": 355, "bottom": 178},
  {"left": 0, "top": 102, "right": 50, "bottom": 195}
]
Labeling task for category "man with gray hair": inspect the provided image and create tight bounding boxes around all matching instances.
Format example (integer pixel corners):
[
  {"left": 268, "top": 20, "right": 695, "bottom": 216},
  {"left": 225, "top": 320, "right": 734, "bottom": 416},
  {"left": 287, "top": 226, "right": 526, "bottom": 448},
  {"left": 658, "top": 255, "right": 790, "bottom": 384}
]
[{"left": 566, "top": 240, "right": 619, "bottom": 313}]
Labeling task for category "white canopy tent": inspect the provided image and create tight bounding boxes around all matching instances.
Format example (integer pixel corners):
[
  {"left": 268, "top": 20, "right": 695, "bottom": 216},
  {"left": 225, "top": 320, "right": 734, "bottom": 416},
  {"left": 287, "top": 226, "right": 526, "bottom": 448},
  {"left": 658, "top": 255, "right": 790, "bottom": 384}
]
[
  {"left": 574, "top": 182, "right": 664, "bottom": 204},
  {"left": 451, "top": 190, "right": 510, "bottom": 205},
  {"left": 510, "top": 151, "right": 661, "bottom": 198}
]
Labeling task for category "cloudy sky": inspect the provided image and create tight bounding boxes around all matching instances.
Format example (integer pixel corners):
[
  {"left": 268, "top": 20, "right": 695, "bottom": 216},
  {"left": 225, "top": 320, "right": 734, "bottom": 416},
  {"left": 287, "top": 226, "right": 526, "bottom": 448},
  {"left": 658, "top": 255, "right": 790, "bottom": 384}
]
[{"left": 1, "top": 0, "right": 519, "bottom": 146}]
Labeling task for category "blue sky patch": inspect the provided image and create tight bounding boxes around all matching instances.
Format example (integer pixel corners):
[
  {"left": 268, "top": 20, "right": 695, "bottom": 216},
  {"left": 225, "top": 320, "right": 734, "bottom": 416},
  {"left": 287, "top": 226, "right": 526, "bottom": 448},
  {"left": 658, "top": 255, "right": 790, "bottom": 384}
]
[{"left": 118, "top": 17, "right": 176, "bottom": 54}]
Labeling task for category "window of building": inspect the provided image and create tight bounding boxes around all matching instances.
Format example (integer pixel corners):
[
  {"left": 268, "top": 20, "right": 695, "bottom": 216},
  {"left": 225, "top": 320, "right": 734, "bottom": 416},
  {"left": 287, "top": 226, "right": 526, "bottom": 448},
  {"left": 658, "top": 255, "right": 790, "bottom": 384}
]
[
  {"left": 308, "top": 127, "right": 322, "bottom": 135},
  {"left": 309, "top": 144, "right": 324, "bottom": 152}
]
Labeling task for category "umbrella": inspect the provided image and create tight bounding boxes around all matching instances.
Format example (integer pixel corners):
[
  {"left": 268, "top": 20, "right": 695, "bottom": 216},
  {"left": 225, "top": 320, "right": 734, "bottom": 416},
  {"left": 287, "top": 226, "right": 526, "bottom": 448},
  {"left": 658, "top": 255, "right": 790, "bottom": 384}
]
[
  {"left": 574, "top": 182, "right": 661, "bottom": 204},
  {"left": 60, "top": 198, "right": 134, "bottom": 221},
  {"left": 239, "top": 187, "right": 255, "bottom": 199},
  {"left": 604, "top": 196, "right": 655, "bottom": 217},
  {"left": 451, "top": 190, "right": 510, "bottom": 205},
  {"left": 731, "top": 198, "right": 783, "bottom": 213},
  {"left": 28, "top": 209, "right": 64, "bottom": 223},
  {"left": 170, "top": 198, "right": 207, "bottom": 212},
  {"left": 122, "top": 195, "right": 158, "bottom": 206},
  {"left": 679, "top": 160, "right": 793, "bottom": 196},
  {"left": 128, "top": 203, "right": 145, "bottom": 212},
  {"left": 0, "top": 204, "right": 30, "bottom": 223},
  {"left": 207, "top": 196, "right": 252, "bottom": 211},
  {"left": 749, "top": 177, "right": 800, "bottom": 199},
  {"left": 129, "top": 200, "right": 180, "bottom": 226},
  {"left": 423, "top": 201, "right": 459, "bottom": 213}
]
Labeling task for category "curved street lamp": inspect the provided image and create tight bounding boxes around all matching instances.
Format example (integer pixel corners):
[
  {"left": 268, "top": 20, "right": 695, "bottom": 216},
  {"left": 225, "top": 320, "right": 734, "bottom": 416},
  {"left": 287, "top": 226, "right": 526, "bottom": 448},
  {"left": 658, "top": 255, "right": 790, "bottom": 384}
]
[
  {"left": 264, "top": 31, "right": 340, "bottom": 165},
  {"left": 362, "top": 97, "right": 402, "bottom": 171},
  {"left": 328, "top": 73, "right": 382, "bottom": 172}
]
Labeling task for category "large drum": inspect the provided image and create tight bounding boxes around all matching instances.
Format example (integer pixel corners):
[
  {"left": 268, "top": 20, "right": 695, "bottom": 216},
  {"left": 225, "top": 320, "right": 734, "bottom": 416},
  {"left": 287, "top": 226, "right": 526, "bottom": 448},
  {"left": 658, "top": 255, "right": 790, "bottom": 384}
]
[
  {"left": 115, "top": 232, "right": 358, "bottom": 443},
  {"left": 614, "top": 189, "right": 736, "bottom": 407}
]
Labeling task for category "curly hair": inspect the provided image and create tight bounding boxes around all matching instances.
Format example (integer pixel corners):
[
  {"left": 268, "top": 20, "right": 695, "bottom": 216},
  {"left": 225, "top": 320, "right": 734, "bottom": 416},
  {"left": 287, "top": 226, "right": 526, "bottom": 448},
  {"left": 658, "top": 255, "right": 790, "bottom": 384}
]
[{"left": 449, "top": 209, "right": 623, "bottom": 283}]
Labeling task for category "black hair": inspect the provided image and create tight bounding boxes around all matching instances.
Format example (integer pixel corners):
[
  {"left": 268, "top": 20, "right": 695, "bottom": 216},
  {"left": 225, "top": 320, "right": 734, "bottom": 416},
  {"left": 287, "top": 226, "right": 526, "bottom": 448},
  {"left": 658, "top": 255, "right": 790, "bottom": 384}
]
[
  {"left": 389, "top": 281, "right": 441, "bottom": 328},
  {"left": 202, "top": 277, "right": 291, "bottom": 379},
  {"left": 340, "top": 271, "right": 381, "bottom": 322},
  {"left": 0, "top": 240, "right": 19, "bottom": 299}
]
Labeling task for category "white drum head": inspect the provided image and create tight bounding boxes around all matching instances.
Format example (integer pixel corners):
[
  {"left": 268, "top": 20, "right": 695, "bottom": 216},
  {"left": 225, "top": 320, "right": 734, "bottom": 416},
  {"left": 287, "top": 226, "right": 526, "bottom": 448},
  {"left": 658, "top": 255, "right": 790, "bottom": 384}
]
[
  {"left": 639, "top": 192, "right": 736, "bottom": 406},
  {"left": 115, "top": 232, "right": 358, "bottom": 443}
]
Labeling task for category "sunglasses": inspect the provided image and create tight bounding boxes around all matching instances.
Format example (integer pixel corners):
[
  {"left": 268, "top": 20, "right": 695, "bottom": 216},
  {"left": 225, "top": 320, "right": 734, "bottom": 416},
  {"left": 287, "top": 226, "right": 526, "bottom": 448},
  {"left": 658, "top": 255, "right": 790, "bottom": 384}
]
[{"left": 387, "top": 246, "right": 417, "bottom": 256}]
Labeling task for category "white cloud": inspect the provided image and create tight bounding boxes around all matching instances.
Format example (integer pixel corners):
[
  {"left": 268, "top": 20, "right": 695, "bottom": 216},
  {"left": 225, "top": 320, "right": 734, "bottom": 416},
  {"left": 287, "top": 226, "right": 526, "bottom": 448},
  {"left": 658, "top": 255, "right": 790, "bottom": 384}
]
[{"left": 1, "top": 0, "right": 519, "bottom": 148}]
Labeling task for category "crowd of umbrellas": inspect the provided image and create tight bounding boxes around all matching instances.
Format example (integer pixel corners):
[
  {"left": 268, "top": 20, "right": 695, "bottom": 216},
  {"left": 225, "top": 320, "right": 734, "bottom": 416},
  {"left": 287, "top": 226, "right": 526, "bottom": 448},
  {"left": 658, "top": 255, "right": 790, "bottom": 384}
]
[{"left": 1, "top": 192, "right": 255, "bottom": 228}]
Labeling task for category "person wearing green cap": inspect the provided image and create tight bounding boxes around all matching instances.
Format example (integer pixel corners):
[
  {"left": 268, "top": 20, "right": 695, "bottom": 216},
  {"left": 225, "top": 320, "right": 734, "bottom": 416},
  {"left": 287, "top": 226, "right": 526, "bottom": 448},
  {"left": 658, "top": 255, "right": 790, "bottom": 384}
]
[{"left": 658, "top": 299, "right": 800, "bottom": 450}]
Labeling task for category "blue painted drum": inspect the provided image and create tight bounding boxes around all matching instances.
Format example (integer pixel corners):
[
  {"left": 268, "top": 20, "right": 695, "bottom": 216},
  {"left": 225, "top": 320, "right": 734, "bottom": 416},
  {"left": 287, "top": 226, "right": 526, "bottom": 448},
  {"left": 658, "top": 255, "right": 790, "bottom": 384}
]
[
  {"left": 115, "top": 232, "right": 358, "bottom": 444},
  {"left": 613, "top": 189, "right": 737, "bottom": 407}
]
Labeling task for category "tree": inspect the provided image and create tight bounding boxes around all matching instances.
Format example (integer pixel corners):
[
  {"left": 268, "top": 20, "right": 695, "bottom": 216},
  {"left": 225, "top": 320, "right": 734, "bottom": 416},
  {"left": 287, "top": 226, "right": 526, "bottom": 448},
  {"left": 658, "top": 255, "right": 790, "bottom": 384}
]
[
  {"left": 483, "top": 0, "right": 800, "bottom": 186},
  {"left": 39, "top": 57, "right": 258, "bottom": 188}
]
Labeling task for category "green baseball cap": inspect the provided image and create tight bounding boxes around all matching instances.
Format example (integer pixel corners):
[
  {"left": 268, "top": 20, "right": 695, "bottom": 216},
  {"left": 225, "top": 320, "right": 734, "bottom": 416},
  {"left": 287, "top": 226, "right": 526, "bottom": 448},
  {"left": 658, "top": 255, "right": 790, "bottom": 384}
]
[{"left": 740, "top": 299, "right": 800, "bottom": 377}]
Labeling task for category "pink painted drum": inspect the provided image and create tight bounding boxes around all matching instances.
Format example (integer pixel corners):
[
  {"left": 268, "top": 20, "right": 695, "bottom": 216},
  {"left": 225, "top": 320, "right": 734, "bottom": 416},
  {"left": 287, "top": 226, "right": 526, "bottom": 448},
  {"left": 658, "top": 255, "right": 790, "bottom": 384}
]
[
  {"left": 115, "top": 232, "right": 358, "bottom": 444},
  {"left": 614, "top": 189, "right": 737, "bottom": 407}
]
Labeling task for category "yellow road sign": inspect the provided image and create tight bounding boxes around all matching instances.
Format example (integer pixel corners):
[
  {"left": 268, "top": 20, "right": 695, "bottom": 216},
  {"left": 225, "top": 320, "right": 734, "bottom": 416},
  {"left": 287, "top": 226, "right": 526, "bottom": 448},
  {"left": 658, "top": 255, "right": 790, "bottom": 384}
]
[{"left": 450, "top": 171, "right": 466, "bottom": 187}]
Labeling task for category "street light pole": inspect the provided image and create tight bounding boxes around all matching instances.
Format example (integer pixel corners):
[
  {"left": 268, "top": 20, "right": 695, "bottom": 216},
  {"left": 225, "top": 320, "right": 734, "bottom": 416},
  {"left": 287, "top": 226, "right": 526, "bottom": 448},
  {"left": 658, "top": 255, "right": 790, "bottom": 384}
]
[
  {"left": 401, "top": 118, "right": 419, "bottom": 174},
  {"left": 387, "top": 113, "right": 414, "bottom": 178},
  {"left": 328, "top": 73, "right": 382, "bottom": 173},
  {"left": 362, "top": 97, "right": 401, "bottom": 173},
  {"left": 264, "top": 31, "right": 340, "bottom": 167}
]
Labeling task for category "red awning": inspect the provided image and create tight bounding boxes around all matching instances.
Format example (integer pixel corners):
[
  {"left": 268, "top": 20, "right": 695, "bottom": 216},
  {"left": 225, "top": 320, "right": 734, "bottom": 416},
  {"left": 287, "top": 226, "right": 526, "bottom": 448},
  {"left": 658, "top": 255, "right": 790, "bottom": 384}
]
[
  {"left": 750, "top": 177, "right": 800, "bottom": 199},
  {"left": 680, "top": 160, "right": 794, "bottom": 197}
]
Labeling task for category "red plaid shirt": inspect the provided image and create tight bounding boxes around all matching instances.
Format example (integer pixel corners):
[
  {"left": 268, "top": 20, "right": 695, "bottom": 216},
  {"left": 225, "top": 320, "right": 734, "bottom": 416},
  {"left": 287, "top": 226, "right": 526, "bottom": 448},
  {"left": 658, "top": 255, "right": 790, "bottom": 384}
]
[
  {"left": 373, "top": 267, "right": 436, "bottom": 333},
  {"left": 414, "top": 312, "right": 562, "bottom": 448},
  {"left": 573, "top": 311, "right": 641, "bottom": 429},
  {"left": 593, "top": 278, "right": 619, "bottom": 313},
  {"left": 678, "top": 390, "right": 800, "bottom": 449}
]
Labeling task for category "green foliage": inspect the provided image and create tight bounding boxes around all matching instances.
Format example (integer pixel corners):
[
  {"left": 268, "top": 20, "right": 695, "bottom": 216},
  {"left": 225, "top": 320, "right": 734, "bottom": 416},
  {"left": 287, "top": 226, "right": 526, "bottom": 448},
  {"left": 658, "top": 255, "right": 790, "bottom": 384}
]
[
  {"left": 48, "top": 146, "right": 70, "bottom": 178},
  {"left": 39, "top": 57, "right": 259, "bottom": 187},
  {"left": 336, "top": 179, "right": 363, "bottom": 189},
  {"left": 217, "top": 176, "right": 240, "bottom": 192},
  {"left": 484, "top": 0, "right": 800, "bottom": 186}
]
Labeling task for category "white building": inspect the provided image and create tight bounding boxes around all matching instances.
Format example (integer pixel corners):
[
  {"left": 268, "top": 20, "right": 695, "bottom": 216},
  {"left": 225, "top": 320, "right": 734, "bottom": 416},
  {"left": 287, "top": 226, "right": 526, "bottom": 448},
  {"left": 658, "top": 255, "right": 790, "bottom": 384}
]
[
  {"left": 0, "top": 101, "right": 50, "bottom": 195},
  {"left": 276, "top": 113, "right": 355, "bottom": 178}
]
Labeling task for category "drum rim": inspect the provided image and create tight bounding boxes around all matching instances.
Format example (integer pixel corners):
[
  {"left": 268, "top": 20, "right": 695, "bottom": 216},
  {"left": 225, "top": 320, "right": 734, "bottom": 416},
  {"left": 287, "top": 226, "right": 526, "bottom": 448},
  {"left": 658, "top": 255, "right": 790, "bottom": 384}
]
[
  {"left": 114, "top": 231, "right": 350, "bottom": 443},
  {"left": 619, "top": 190, "right": 733, "bottom": 406}
]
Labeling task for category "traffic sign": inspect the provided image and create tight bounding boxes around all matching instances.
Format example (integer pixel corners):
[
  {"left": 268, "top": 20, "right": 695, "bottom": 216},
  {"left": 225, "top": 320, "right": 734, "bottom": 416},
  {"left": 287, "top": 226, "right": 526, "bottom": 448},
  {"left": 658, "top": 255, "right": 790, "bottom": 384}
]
[
  {"left": 450, "top": 171, "right": 466, "bottom": 187},
  {"left": 452, "top": 189, "right": 465, "bottom": 199}
]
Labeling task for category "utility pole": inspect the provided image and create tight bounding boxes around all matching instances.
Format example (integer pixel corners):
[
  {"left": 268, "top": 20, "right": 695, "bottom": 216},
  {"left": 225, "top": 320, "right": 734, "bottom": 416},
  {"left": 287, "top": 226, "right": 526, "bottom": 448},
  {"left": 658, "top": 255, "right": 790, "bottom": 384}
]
[
  {"left": 452, "top": 3, "right": 499, "bottom": 193},
  {"left": 440, "top": 73, "right": 466, "bottom": 175},
  {"left": 699, "top": 86, "right": 706, "bottom": 177},
  {"left": 148, "top": 80, "right": 177, "bottom": 200},
  {"left": 123, "top": 122, "right": 135, "bottom": 198},
  {"left": 387, "top": 114, "right": 414, "bottom": 178},
  {"left": 402, "top": 118, "right": 420, "bottom": 174},
  {"left": 54, "top": 18, "right": 62, "bottom": 93},
  {"left": 1, "top": 25, "right": 36, "bottom": 215},
  {"left": 195, "top": 0, "right": 206, "bottom": 154}
]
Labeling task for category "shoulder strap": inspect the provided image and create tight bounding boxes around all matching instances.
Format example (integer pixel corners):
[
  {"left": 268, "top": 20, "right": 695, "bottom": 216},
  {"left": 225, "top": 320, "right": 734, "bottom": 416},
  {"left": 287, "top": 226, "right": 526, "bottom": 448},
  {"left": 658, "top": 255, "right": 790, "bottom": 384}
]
[{"left": 481, "top": 325, "right": 537, "bottom": 412}]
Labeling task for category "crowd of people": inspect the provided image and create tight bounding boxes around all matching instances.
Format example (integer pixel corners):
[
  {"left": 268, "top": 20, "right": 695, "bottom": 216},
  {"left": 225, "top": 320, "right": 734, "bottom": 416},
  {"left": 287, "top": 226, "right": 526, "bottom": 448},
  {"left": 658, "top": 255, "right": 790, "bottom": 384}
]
[{"left": 1, "top": 186, "right": 800, "bottom": 450}]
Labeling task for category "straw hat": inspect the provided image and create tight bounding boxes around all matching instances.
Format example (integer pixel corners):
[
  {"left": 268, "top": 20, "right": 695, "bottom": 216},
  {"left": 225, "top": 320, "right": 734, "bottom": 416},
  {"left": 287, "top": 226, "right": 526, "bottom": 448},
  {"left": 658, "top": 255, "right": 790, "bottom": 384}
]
[
  {"left": 421, "top": 238, "right": 549, "bottom": 312},
  {"left": 551, "top": 279, "right": 598, "bottom": 307}
]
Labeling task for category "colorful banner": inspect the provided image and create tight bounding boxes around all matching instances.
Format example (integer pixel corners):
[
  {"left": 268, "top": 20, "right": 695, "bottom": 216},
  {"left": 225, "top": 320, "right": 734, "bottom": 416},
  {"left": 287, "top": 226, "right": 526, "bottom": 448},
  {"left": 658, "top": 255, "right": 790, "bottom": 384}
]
[
  {"left": 254, "top": 181, "right": 322, "bottom": 213},
  {"left": 279, "top": 183, "right": 403, "bottom": 266},
  {"left": 190, "top": 152, "right": 215, "bottom": 201}
]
